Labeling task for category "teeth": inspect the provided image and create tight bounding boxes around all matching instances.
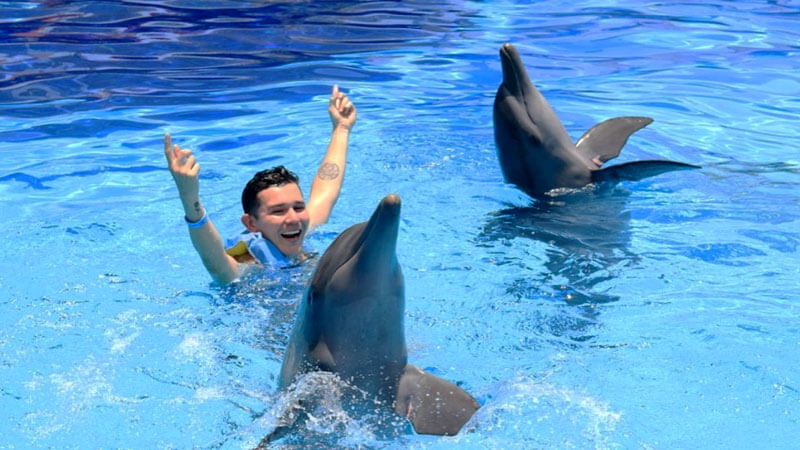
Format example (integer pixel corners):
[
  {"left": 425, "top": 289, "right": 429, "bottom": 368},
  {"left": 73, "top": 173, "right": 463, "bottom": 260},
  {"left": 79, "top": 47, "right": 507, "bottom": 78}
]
[{"left": 282, "top": 230, "right": 301, "bottom": 238}]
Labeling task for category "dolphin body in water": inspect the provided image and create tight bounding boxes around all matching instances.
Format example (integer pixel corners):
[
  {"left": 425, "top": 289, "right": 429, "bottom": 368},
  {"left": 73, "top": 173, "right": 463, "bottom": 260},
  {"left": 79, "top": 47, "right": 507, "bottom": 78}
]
[
  {"left": 494, "top": 43, "right": 699, "bottom": 198},
  {"left": 262, "top": 194, "right": 479, "bottom": 444}
]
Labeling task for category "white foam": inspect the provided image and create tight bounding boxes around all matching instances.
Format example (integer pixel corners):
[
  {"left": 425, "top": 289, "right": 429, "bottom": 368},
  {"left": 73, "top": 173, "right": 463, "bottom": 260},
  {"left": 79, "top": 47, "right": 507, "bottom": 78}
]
[{"left": 470, "top": 374, "right": 622, "bottom": 449}]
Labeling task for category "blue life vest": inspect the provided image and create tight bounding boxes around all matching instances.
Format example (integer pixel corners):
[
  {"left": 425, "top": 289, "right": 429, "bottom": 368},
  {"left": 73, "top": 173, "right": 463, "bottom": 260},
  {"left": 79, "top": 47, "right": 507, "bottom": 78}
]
[{"left": 225, "top": 231, "right": 295, "bottom": 268}]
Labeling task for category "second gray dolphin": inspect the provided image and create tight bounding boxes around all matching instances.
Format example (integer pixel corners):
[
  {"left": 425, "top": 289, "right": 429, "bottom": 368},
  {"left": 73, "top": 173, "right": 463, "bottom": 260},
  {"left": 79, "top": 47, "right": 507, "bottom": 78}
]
[{"left": 494, "top": 43, "right": 699, "bottom": 197}]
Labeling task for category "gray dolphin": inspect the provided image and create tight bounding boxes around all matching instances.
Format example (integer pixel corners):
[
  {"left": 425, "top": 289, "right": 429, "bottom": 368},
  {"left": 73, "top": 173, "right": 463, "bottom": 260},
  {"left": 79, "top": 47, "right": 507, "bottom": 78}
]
[
  {"left": 263, "top": 194, "right": 479, "bottom": 444},
  {"left": 494, "top": 43, "right": 699, "bottom": 197}
]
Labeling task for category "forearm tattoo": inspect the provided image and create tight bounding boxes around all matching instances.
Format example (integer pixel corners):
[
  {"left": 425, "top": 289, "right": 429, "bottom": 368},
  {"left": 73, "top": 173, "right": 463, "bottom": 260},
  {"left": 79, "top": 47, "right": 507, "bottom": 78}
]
[
  {"left": 318, "top": 162, "right": 340, "bottom": 180},
  {"left": 194, "top": 201, "right": 201, "bottom": 213}
]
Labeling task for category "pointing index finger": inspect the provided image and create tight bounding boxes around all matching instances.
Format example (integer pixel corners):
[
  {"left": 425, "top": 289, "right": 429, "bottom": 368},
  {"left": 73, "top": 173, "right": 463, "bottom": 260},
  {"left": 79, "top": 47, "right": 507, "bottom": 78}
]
[{"left": 164, "top": 133, "right": 172, "bottom": 159}]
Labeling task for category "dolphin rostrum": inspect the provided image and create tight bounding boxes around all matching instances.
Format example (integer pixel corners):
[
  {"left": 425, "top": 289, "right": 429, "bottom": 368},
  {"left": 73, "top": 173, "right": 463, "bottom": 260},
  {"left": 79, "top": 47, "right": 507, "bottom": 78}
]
[
  {"left": 494, "top": 43, "right": 699, "bottom": 197},
  {"left": 262, "top": 194, "right": 479, "bottom": 444}
]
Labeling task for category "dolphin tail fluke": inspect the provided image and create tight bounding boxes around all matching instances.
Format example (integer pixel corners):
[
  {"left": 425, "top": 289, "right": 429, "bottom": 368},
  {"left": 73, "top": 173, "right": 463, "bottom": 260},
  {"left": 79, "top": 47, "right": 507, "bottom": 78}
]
[
  {"left": 592, "top": 159, "right": 700, "bottom": 183},
  {"left": 395, "top": 365, "right": 479, "bottom": 436},
  {"left": 575, "top": 116, "right": 654, "bottom": 166}
]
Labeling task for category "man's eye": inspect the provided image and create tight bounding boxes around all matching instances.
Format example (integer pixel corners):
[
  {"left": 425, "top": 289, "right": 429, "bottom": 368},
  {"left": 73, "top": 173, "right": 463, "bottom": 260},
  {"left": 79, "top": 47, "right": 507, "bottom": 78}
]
[
  {"left": 270, "top": 209, "right": 287, "bottom": 215},
  {"left": 294, "top": 205, "right": 306, "bottom": 212}
]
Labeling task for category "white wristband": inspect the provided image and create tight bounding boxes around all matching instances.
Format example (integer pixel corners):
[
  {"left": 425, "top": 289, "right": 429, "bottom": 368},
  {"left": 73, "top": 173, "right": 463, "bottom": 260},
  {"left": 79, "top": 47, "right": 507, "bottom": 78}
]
[{"left": 185, "top": 212, "right": 208, "bottom": 228}]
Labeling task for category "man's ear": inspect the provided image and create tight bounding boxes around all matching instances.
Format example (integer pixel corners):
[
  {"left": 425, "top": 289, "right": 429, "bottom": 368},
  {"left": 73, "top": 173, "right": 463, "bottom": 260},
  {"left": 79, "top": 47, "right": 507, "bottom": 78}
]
[{"left": 241, "top": 213, "right": 258, "bottom": 232}]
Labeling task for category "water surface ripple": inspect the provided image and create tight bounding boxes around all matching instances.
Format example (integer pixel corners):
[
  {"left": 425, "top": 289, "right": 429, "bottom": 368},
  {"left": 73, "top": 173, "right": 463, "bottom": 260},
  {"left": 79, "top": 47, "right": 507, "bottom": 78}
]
[{"left": 1, "top": 0, "right": 799, "bottom": 448}]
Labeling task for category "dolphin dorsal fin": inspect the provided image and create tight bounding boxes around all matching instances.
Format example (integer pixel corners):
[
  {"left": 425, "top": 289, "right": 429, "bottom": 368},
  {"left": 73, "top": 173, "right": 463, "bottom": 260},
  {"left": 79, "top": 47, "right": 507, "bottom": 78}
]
[
  {"left": 395, "top": 365, "right": 479, "bottom": 436},
  {"left": 575, "top": 116, "right": 653, "bottom": 166}
]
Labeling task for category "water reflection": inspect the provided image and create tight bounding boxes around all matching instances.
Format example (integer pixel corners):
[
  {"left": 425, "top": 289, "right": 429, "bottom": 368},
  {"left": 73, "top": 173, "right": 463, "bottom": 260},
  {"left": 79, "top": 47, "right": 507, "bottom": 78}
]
[{"left": 478, "top": 186, "right": 636, "bottom": 309}]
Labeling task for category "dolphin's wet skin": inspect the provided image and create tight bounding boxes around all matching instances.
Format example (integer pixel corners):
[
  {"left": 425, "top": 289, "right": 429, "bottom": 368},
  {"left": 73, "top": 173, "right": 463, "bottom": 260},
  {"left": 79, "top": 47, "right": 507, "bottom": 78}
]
[
  {"left": 262, "top": 195, "right": 479, "bottom": 445},
  {"left": 494, "top": 43, "right": 699, "bottom": 198}
]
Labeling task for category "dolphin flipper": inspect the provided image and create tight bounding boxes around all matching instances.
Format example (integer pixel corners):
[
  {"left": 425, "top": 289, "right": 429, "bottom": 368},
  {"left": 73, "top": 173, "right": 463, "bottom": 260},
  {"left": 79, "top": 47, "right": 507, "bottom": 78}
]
[
  {"left": 257, "top": 400, "right": 308, "bottom": 448},
  {"left": 575, "top": 117, "right": 654, "bottom": 165},
  {"left": 395, "top": 365, "right": 479, "bottom": 436},
  {"left": 593, "top": 159, "right": 700, "bottom": 183}
]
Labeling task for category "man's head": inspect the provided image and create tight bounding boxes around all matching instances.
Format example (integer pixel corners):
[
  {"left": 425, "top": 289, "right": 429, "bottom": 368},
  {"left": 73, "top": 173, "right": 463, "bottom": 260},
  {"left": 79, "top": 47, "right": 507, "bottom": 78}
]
[{"left": 241, "top": 166, "right": 310, "bottom": 257}]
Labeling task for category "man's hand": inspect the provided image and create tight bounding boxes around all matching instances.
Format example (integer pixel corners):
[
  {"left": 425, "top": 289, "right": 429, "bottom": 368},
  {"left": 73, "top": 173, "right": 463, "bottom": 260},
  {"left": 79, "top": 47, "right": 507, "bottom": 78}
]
[
  {"left": 328, "top": 85, "right": 356, "bottom": 131},
  {"left": 164, "top": 133, "right": 203, "bottom": 220}
]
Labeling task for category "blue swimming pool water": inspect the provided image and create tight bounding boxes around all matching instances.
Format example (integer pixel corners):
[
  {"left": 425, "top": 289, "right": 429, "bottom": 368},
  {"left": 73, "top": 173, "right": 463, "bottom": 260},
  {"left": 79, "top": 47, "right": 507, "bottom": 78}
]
[{"left": 1, "top": 1, "right": 798, "bottom": 448}]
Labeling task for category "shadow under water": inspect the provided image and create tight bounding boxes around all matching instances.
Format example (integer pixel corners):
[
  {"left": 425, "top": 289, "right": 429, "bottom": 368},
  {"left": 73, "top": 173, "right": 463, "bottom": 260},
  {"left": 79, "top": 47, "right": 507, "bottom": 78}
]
[
  {"left": 212, "top": 257, "right": 317, "bottom": 361},
  {"left": 477, "top": 186, "right": 637, "bottom": 310}
]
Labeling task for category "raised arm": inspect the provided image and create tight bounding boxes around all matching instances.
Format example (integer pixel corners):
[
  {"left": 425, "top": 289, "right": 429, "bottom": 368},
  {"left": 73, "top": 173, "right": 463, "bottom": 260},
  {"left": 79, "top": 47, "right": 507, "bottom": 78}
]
[
  {"left": 306, "top": 85, "right": 357, "bottom": 230},
  {"left": 164, "top": 133, "right": 239, "bottom": 284}
]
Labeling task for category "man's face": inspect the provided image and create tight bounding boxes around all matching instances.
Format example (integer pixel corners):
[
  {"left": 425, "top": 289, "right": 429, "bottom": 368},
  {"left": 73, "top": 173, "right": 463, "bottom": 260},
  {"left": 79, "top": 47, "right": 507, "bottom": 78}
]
[{"left": 243, "top": 182, "right": 310, "bottom": 257}]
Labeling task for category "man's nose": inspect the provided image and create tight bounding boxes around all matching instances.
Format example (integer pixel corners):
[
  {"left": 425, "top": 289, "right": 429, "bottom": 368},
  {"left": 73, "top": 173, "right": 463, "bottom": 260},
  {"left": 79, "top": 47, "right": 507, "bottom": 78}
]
[{"left": 285, "top": 208, "right": 300, "bottom": 223}]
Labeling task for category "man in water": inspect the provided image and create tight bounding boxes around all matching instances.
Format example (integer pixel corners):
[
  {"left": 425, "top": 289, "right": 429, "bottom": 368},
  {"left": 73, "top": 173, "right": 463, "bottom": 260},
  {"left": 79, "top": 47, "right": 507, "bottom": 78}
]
[{"left": 164, "top": 85, "right": 356, "bottom": 284}]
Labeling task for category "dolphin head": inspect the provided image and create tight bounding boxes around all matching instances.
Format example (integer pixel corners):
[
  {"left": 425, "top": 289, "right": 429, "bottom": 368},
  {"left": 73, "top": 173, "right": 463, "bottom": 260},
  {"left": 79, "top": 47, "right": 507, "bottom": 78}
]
[
  {"left": 305, "top": 194, "right": 407, "bottom": 391},
  {"left": 499, "top": 42, "right": 533, "bottom": 102},
  {"left": 494, "top": 43, "right": 588, "bottom": 196},
  {"left": 309, "top": 194, "right": 401, "bottom": 300},
  {"left": 496, "top": 42, "right": 558, "bottom": 146}
]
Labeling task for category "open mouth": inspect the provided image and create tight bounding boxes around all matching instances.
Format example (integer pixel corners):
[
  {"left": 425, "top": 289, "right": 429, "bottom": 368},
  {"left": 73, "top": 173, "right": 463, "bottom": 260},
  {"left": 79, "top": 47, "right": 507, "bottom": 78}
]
[{"left": 281, "top": 230, "right": 302, "bottom": 240}]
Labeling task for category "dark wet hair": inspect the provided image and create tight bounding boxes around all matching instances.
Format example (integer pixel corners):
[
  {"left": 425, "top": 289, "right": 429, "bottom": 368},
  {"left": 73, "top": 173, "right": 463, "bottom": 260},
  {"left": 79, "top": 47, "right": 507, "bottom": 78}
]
[{"left": 241, "top": 166, "right": 300, "bottom": 215}]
